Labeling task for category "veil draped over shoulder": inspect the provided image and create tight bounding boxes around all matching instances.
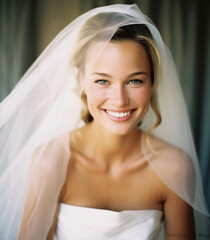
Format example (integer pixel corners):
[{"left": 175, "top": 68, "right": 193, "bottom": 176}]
[{"left": 0, "top": 4, "right": 209, "bottom": 239}]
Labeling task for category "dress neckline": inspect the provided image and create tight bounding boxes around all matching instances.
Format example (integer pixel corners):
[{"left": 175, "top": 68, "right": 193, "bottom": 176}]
[{"left": 60, "top": 202, "right": 162, "bottom": 214}]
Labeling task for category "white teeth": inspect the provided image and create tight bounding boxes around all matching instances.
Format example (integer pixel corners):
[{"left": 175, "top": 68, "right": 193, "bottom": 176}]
[{"left": 106, "top": 110, "right": 131, "bottom": 118}]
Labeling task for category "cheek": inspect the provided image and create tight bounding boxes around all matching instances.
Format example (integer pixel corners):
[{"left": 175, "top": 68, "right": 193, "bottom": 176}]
[
  {"left": 132, "top": 88, "right": 151, "bottom": 106},
  {"left": 86, "top": 87, "right": 108, "bottom": 108}
]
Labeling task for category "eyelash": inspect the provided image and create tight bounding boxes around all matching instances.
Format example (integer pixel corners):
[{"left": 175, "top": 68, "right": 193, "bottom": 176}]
[
  {"left": 95, "top": 80, "right": 109, "bottom": 85},
  {"left": 95, "top": 79, "right": 144, "bottom": 86},
  {"left": 128, "top": 79, "right": 144, "bottom": 85}
]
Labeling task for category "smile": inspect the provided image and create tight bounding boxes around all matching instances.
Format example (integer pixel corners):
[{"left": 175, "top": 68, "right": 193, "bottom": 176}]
[
  {"left": 102, "top": 109, "right": 136, "bottom": 122},
  {"left": 106, "top": 110, "right": 132, "bottom": 118}
]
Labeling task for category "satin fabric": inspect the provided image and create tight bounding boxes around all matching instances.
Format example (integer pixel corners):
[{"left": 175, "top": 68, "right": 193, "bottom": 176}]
[{"left": 56, "top": 204, "right": 163, "bottom": 240}]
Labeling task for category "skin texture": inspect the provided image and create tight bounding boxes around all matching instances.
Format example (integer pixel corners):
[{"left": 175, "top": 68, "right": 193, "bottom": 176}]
[
  {"left": 30, "top": 40, "right": 195, "bottom": 240},
  {"left": 83, "top": 40, "right": 152, "bottom": 136}
]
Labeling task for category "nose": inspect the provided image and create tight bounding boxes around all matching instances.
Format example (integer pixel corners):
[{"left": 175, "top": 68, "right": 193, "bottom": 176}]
[{"left": 110, "top": 84, "right": 130, "bottom": 107}]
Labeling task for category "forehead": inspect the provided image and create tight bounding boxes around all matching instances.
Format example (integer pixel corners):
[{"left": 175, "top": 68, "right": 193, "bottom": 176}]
[{"left": 85, "top": 40, "right": 151, "bottom": 75}]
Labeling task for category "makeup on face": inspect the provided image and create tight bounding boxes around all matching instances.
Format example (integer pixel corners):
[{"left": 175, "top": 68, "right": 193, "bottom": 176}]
[{"left": 84, "top": 40, "right": 152, "bottom": 135}]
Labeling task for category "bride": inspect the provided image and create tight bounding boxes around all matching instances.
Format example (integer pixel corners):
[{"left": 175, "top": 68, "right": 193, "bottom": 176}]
[{"left": 0, "top": 4, "right": 209, "bottom": 240}]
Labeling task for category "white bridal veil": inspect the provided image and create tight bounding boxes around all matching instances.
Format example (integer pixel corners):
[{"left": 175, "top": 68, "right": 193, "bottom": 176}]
[{"left": 0, "top": 4, "right": 209, "bottom": 240}]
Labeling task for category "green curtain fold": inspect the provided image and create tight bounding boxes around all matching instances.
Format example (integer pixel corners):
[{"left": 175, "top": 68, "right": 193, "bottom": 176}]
[{"left": 0, "top": 0, "right": 34, "bottom": 101}]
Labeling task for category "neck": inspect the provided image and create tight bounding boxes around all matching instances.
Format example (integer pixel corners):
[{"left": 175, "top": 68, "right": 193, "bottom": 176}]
[{"left": 84, "top": 121, "right": 142, "bottom": 164}]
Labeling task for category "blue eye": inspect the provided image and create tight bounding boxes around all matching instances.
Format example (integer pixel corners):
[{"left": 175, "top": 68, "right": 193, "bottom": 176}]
[
  {"left": 128, "top": 79, "right": 143, "bottom": 85},
  {"left": 95, "top": 80, "right": 109, "bottom": 85}
]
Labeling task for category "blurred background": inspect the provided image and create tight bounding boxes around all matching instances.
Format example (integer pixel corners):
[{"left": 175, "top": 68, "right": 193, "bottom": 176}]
[{"left": 0, "top": 0, "right": 209, "bottom": 210}]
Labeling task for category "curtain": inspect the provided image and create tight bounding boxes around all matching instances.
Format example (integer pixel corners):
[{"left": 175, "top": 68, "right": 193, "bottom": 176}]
[
  {"left": 0, "top": 0, "right": 34, "bottom": 101},
  {"left": 0, "top": 0, "right": 209, "bottom": 211}
]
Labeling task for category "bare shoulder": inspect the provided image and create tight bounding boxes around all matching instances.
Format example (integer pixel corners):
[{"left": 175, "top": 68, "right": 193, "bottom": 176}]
[
  {"left": 31, "top": 133, "right": 70, "bottom": 173},
  {"left": 144, "top": 133, "right": 194, "bottom": 182},
  {"left": 147, "top": 136, "right": 196, "bottom": 238}
]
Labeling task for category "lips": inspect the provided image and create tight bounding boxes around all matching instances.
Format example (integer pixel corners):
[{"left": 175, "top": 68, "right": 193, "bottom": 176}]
[{"left": 101, "top": 109, "right": 136, "bottom": 122}]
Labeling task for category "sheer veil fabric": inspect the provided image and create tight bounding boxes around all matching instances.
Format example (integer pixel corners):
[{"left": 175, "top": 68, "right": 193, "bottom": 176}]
[{"left": 0, "top": 4, "right": 209, "bottom": 239}]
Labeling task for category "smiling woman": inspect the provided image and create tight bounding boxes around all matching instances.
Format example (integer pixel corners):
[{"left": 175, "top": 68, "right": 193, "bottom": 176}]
[
  {"left": 84, "top": 40, "right": 152, "bottom": 135},
  {"left": 0, "top": 4, "right": 209, "bottom": 240}
]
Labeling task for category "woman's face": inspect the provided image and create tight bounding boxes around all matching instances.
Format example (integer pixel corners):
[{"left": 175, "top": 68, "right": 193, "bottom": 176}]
[{"left": 84, "top": 40, "right": 152, "bottom": 135}]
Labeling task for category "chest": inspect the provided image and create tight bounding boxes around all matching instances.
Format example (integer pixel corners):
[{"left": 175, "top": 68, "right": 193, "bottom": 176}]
[{"left": 61, "top": 154, "right": 163, "bottom": 211}]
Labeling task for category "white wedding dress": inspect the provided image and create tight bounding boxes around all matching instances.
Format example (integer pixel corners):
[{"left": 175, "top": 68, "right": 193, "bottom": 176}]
[{"left": 56, "top": 203, "right": 163, "bottom": 240}]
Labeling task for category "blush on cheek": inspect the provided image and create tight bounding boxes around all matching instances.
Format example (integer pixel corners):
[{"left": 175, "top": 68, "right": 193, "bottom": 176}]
[
  {"left": 133, "top": 89, "right": 151, "bottom": 105},
  {"left": 91, "top": 90, "right": 107, "bottom": 104},
  {"left": 86, "top": 88, "right": 108, "bottom": 114}
]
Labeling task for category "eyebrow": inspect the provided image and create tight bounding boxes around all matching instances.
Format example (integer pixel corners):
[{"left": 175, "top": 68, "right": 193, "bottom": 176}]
[{"left": 92, "top": 71, "right": 149, "bottom": 78}]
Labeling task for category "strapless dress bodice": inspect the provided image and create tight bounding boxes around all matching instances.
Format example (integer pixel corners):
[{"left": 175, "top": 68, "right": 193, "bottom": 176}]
[{"left": 56, "top": 203, "right": 163, "bottom": 240}]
